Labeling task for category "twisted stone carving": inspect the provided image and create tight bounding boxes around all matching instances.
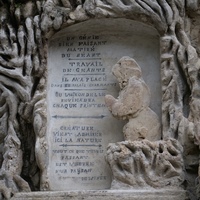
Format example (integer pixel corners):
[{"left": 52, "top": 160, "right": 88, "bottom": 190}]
[
  {"left": 106, "top": 139, "right": 184, "bottom": 189},
  {"left": 0, "top": 0, "right": 199, "bottom": 199},
  {"left": 0, "top": 1, "right": 47, "bottom": 198}
]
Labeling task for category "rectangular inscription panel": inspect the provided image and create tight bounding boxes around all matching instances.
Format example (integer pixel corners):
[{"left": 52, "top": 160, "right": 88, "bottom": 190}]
[{"left": 47, "top": 19, "right": 161, "bottom": 190}]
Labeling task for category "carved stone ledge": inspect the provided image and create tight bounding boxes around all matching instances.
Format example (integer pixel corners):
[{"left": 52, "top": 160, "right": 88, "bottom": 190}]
[{"left": 11, "top": 189, "right": 188, "bottom": 200}]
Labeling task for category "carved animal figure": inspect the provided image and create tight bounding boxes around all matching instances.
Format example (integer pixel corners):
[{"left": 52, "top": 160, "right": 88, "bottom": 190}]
[{"left": 105, "top": 56, "right": 161, "bottom": 141}]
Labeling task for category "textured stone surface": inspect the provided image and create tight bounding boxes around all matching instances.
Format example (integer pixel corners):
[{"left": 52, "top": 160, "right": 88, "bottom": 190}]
[
  {"left": 46, "top": 20, "right": 160, "bottom": 191},
  {"left": 11, "top": 190, "right": 188, "bottom": 200},
  {"left": 106, "top": 139, "right": 184, "bottom": 189},
  {"left": 105, "top": 56, "right": 161, "bottom": 141},
  {"left": 0, "top": 0, "right": 200, "bottom": 199}
]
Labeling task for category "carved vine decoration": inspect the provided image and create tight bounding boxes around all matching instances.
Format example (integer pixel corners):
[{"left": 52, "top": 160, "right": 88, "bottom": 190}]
[{"left": 0, "top": 0, "right": 200, "bottom": 199}]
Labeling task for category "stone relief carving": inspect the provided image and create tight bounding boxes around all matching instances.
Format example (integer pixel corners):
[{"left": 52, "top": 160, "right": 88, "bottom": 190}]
[
  {"left": 0, "top": 0, "right": 200, "bottom": 199},
  {"left": 106, "top": 139, "right": 184, "bottom": 189},
  {"left": 105, "top": 56, "right": 183, "bottom": 189},
  {"left": 105, "top": 56, "right": 161, "bottom": 141}
]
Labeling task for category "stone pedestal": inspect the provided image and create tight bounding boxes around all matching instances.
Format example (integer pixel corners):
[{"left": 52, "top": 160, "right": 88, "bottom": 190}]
[{"left": 11, "top": 189, "right": 188, "bottom": 200}]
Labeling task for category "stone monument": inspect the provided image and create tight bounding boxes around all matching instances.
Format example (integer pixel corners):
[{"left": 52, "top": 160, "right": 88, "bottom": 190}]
[
  {"left": 0, "top": 0, "right": 200, "bottom": 200},
  {"left": 46, "top": 19, "right": 161, "bottom": 191}
]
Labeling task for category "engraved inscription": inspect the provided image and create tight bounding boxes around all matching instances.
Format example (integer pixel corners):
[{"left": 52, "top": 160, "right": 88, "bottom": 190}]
[
  {"left": 47, "top": 20, "right": 160, "bottom": 190},
  {"left": 47, "top": 33, "right": 124, "bottom": 190}
]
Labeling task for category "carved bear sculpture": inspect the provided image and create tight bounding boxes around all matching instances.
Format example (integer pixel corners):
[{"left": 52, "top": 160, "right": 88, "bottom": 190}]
[{"left": 105, "top": 56, "right": 161, "bottom": 141}]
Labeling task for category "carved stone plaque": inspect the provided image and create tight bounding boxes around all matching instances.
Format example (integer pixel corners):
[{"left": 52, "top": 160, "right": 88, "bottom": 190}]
[{"left": 47, "top": 19, "right": 161, "bottom": 190}]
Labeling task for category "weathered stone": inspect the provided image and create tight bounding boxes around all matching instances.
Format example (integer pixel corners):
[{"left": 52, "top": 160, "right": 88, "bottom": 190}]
[
  {"left": 11, "top": 190, "right": 188, "bottom": 200},
  {"left": 46, "top": 19, "right": 160, "bottom": 191},
  {"left": 0, "top": 0, "right": 200, "bottom": 199},
  {"left": 106, "top": 139, "right": 184, "bottom": 189},
  {"left": 105, "top": 57, "right": 161, "bottom": 141}
]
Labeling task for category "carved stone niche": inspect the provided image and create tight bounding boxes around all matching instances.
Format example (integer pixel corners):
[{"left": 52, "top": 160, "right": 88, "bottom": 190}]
[
  {"left": 1, "top": 1, "right": 200, "bottom": 200},
  {"left": 46, "top": 18, "right": 161, "bottom": 191}
]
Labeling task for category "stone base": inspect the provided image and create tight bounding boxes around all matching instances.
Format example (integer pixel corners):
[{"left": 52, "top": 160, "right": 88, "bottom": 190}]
[{"left": 11, "top": 189, "right": 188, "bottom": 200}]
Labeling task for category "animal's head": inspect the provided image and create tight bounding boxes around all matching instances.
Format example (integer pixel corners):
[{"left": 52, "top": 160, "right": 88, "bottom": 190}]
[{"left": 112, "top": 56, "right": 142, "bottom": 89}]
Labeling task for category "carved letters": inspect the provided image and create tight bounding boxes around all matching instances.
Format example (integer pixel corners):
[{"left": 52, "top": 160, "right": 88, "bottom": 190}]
[{"left": 0, "top": 1, "right": 200, "bottom": 200}]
